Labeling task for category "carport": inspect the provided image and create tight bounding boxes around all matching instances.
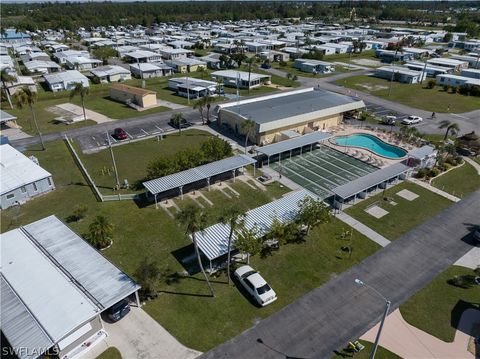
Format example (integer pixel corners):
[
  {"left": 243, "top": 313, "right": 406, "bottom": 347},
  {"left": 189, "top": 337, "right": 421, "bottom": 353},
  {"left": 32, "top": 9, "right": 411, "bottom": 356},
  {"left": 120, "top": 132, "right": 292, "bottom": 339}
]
[
  {"left": 256, "top": 131, "right": 332, "bottom": 166},
  {"left": 332, "top": 162, "right": 412, "bottom": 209},
  {"left": 193, "top": 189, "right": 317, "bottom": 269},
  {"left": 142, "top": 154, "right": 256, "bottom": 208}
]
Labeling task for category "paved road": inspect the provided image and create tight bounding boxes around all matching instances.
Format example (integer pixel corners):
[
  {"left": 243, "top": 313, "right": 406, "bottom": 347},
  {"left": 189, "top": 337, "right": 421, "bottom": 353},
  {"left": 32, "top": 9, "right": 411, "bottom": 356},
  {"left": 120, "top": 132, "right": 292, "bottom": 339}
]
[{"left": 201, "top": 190, "right": 480, "bottom": 359}]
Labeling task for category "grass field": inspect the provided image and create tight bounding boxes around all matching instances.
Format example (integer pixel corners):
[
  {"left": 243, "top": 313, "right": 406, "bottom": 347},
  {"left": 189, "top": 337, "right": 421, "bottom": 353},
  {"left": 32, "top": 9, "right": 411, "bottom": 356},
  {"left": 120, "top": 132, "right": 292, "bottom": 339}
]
[
  {"left": 345, "top": 181, "right": 453, "bottom": 240},
  {"left": 400, "top": 266, "right": 479, "bottom": 342},
  {"left": 336, "top": 75, "right": 480, "bottom": 113},
  {"left": 332, "top": 341, "right": 401, "bottom": 359},
  {"left": 432, "top": 162, "right": 480, "bottom": 198},
  {"left": 95, "top": 347, "right": 122, "bottom": 359},
  {"left": 76, "top": 129, "right": 214, "bottom": 194},
  {"left": 0, "top": 139, "right": 381, "bottom": 352}
]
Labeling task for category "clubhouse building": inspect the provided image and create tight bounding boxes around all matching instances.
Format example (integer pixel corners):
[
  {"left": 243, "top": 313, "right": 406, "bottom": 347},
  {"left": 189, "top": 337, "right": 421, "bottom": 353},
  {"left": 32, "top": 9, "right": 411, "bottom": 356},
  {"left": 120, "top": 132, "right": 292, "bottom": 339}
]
[{"left": 215, "top": 87, "right": 365, "bottom": 145}]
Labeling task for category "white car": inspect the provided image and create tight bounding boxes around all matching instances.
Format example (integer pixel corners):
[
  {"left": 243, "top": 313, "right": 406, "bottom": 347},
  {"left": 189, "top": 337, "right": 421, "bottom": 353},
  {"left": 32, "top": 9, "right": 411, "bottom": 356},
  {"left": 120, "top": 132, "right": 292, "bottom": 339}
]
[
  {"left": 401, "top": 115, "right": 423, "bottom": 125},
  {"left": 234, "top": 265, "right": 277, "bottom": 306}
]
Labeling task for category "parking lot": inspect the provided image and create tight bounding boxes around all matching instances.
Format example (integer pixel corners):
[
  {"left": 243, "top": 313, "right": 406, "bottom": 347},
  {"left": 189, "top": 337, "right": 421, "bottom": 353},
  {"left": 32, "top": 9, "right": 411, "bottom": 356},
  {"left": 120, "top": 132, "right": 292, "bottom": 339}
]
[{"left": 364, "top": 101, "right": 410, "bottom": 122}]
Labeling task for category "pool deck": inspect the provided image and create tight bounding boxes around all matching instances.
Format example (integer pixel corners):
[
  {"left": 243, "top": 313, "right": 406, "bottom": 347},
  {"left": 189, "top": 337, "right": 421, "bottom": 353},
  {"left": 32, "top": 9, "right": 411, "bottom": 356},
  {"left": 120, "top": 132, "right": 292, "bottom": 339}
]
[{"left": 326, "top": 127, "right": 419, "bottom": 168}]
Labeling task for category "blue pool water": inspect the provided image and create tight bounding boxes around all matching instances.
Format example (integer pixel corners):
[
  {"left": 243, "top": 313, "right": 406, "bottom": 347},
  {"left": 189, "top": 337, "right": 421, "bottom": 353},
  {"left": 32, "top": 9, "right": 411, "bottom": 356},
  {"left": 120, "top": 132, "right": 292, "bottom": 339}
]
[{"left": 333, "top": 134, "right": 407, "bottom": 159}]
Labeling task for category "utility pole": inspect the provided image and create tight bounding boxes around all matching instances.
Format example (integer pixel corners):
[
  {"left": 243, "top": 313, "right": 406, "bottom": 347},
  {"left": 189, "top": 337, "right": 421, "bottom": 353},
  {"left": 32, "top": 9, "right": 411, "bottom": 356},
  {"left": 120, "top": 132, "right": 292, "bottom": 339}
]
[
  {"left": 187, "top": 76, "right": 190, "bottom": 105},
  {"left": 107, "top": 131, "right": 120, "bottom": 190}
]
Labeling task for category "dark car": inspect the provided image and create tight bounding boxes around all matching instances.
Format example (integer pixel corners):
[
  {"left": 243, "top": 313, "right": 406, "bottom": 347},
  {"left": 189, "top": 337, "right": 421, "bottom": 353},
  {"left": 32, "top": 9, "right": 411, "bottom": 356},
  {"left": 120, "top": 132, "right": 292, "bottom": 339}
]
[
  {"left": 106, "top": 299, "right": 130, "bottom": 322},
  {"left": 261, "top": 63, "right": 272, "bottom": 69},
  {"left": 169, "top": 118, "right": 192, "bottom": 129},
  {"left": 112, "top": 128, "right": 128, "bottom": 140}
]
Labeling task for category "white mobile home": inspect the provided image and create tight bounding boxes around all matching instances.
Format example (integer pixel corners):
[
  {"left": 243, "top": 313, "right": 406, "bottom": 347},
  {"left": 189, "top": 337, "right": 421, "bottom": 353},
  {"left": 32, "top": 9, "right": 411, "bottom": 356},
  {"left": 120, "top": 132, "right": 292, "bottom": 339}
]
[
  {"left": 91, "top": 65, "right": 132, "bottom": 83},
  {"left": 294, "top": 59, "right": 335, "bottom": 74},
  {"left": 43, "top": 70, "right": 89, "bottom": 92},
  {"left": 374, "top": 66, "right": 425, "bottom": 84},
  {"left": 0, "top": 144, "right": 55, "bottom": 209}
]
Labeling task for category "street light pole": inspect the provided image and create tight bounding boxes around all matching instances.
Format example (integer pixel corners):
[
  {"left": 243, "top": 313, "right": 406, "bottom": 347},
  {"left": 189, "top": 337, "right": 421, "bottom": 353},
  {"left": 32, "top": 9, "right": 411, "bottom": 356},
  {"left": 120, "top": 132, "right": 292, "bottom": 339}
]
[{"left": 354, "top": 279, "right": 391, "bottom": 359}]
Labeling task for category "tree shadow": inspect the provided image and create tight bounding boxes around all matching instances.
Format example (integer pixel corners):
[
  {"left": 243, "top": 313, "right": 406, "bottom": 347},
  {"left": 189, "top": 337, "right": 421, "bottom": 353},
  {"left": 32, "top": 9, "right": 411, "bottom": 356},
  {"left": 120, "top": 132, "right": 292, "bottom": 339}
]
[{"left": 256, "top": 338, "right": 307, "bottom": 359}]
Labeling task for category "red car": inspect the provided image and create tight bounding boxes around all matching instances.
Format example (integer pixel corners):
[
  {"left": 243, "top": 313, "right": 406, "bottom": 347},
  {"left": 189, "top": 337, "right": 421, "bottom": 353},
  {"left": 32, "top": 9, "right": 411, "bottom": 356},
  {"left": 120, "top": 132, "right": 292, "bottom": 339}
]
[{"left": 112, "top": 128, "right": 128, "bottom": 140}]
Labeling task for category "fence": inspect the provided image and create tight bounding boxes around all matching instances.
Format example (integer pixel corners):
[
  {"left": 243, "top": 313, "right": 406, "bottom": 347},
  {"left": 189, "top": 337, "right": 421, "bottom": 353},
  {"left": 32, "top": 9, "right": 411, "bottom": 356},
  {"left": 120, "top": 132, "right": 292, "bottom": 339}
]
[{"left": 64, "top": 136, "right": 141, "bottom": 202}]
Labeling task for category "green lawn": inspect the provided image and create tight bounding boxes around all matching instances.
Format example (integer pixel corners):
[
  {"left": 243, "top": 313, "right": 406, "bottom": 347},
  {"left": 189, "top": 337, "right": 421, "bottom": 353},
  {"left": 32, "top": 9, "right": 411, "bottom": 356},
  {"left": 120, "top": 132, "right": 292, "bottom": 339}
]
[
  {"left": 400, "top": 266, "right": 479, "bottom": 342},
  {"left": 272, "top": 61, "right": 351, "bottom": 79},
  {"left": 432, "top": 162, "right": 480, "bottom": 198},
  {"left": 345, "top": 182, "right": 453, "bottom": 240},
  {"left": 332, "top": 341, "right": 401, "bottom": 359},
  {"left": 96, "top": 347, "right": 122, "bottom": 359},
  {"left": 336, "top": 75, "right": 480, "bottom": 113},
  {"left": 76, "top": 129, "right": 214, "bottom": 194},
  {"left": 0, "top": 140, "right": 381, "bottom": 352}
]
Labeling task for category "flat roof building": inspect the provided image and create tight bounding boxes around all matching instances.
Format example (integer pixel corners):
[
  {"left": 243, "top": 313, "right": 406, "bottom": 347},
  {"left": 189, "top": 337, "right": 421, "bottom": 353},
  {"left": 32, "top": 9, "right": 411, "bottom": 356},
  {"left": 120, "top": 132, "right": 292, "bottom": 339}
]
[
  {"left": 211, "top": 70, "right": 271, "bottom": 89},
  {"left": 216, "top": 87, "right": 364, "bottom": 145},
  {"left": 0, "top": 144, "right": 55, "bottom": 209}
]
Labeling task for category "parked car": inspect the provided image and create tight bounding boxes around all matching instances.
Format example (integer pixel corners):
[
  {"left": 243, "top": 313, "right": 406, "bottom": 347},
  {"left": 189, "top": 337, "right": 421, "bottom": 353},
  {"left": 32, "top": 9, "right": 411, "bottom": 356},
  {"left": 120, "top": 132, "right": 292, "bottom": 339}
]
[
  {"left": 169, "top": 118, "right": 192, "bottom": 129},
  {"left": 112, "top": 128, "right": 128, "bottom": 140},
  {"left": 234, "top": 265, "right": 277, "bottom": 306},
  {"left": 380, "top": 115, "right": 397, "bottom": 125},
  {"left": 401, "top": 115, "right": 423, "bottom": 125},
  {"left": 106, "top": 299, "right": 130, "bottom": 322},
  {"left": 261, "top": 63, "right": 272, "bottom": 69}
]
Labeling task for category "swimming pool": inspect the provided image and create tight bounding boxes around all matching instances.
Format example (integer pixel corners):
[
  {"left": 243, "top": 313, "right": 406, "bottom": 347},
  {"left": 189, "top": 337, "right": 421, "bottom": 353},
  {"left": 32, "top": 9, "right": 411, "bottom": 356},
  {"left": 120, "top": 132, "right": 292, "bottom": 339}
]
[{"left": 332, "top": 133, "right": 407, "bottom": 159}]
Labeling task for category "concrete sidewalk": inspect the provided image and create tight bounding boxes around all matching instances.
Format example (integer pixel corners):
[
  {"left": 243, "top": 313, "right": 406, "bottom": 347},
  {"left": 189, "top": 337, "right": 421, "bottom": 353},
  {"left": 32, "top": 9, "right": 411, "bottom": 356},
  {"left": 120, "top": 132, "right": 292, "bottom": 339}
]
[
  {"left": 408, "top": 178, "right": 461, "bottom": 202},
  {"left": 336, "top": 211, "right": 391, "bottom": 247},
  {"left": 361, "top": 308, "right": 478, "bottom": 359},
  {"left": 465, "top": 157, "right": 480, "bottom": 175}
]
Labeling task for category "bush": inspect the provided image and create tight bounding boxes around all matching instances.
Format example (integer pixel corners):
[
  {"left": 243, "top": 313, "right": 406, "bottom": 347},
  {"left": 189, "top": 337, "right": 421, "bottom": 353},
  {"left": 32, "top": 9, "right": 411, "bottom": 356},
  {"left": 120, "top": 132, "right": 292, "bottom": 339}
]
[
  {"left": 72, "top": 204, "right": 88, "bottom": 221},
  {"left": 427, "top": 167, "right": 441, "bottom": 178},
  {"left": 442, "top": 84, "right": 449, "bottom": 92},
  {"left": 415, "top": 168, "right": 429, "bottom": 179},
  {"left": 427, "top": 79, "right": 436, "bottom": 89},
  {"left": 279, "top": 61, "right": 287, "bottom": 67}
]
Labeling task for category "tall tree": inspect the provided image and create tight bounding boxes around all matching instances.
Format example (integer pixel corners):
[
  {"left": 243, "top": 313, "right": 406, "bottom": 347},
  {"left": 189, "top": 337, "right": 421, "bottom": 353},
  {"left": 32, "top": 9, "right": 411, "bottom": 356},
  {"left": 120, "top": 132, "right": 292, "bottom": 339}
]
[
  {"left": 235, "top": 222, "right": 262, "bottom": 264},
  {"left": 14, "top": 86, "right": 45, "bottom": 150},
  {"left": 218, "top": 203, "right": 244, "bottom": 284},
  {"left": 92, "top": 46, "right": 117, "bottom": 65},
  {"left": 204, "top": 95, "right": 215, "bottom": 124},
  {"left": 246, "top": 55, "right": 260, "bottom": 93},
  {"left": 193, "top": 97, "right": 206, "bottom": 125},
  {"left": 439, "top": 120, "right": 460, "bottom": 141},
  {"left": 1, "top": 68, "right": 15, "bottom": 109},
  {"left": 69, "top": 82, "right": 89, "bottom": 121},
  {"left": 295, "top": 197, "right": 331, "bottom": 235},
  {"left": 388, "top": 43, "right": 404, "bottom": 97},
  {"left": 171, "top": 112, "right": 184, "bottom": 135},
  {"left": 88, "top": 215, "right": 114, "bottom": 249},
  {"left": 240, "top": 119, "right": 256, "bottom": 154},
  {"left": 176, "top": 204, "right": 215, "bottom": 297}
]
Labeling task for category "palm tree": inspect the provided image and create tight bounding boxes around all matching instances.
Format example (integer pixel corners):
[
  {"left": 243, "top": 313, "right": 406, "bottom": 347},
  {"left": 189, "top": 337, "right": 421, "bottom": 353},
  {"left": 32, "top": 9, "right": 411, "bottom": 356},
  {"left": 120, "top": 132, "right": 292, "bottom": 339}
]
[
  {"left": 193, "top": 97, "right": 206, "bottom": 125},
  {"left": 176, "top": 204, "right": 215, "bottom": 297},
  {"left": 69, "top": 82, "right": 89, "bottom": 121},
  {"left": 204, "top": 95, "right": 215, "bottom": 124},
  {"left": 246, "top": 55, "right": 260, "bottom": 93},
  {"left": 88, "top": 215, "right": 114, "bottom": 249},
  {"left": 219, "top": 204, "right": 244, "bottom": 284},
  {"left": 171, "top": 112, "right": 184, "bottom": 135},
  {"left": 1, "top": 68, "right": 15, "bottom": 109},
  {"left": 14, "top": 87, "right": 45, "bottom": 150},
  {"left": 388, "top": 44, "right": 403, "bottom": 97},
  {"left": 439, "top": 120, "right": 460, "bottom": 141},
  {"left": 240, "top": 119, "right": 256, "bottom": 154}
]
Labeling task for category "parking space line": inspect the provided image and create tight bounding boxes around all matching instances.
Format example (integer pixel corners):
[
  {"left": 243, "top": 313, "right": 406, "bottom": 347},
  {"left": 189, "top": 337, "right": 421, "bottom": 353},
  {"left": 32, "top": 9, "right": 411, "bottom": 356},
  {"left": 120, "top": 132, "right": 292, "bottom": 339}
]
[{"left": 141, "top": 128, "right": 149, "bottom": 135}]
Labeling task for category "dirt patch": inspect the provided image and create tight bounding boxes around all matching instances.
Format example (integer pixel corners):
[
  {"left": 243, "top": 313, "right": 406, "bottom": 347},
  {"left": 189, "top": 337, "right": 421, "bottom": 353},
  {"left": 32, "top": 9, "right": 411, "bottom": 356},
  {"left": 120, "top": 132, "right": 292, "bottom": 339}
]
[
  {"left": 357, "top": 83, "right": 388, "bottom": 91},
  {"left": 352, "top": 58, "right": 382, "bottom": 67}
]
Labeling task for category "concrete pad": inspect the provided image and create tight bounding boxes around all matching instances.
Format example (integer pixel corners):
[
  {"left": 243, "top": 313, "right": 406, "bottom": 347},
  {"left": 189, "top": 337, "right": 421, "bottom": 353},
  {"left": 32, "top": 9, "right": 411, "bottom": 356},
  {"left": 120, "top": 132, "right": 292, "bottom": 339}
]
[
  {"left": 396, "top": 189, "right": 419, "bottom": 201},
  {"left": 454, "top": 247, "right": 480, "bottom": 269},
  {"left": 365, "top": 205, "right": 389, "bottom": 219}
]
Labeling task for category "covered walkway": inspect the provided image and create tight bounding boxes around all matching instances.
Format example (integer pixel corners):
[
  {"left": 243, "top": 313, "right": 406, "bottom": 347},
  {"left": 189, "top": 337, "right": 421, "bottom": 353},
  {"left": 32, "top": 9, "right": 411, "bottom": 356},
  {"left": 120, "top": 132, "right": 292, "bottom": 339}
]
[
  {"left": 332, "top": 162, "right": 412, "bottom": 209},
  {"left": 256, "top": 131, "right": 332, "bottom": 166},
  {"left": 143, "top": 154, "right": 256, "bottom": 207}
]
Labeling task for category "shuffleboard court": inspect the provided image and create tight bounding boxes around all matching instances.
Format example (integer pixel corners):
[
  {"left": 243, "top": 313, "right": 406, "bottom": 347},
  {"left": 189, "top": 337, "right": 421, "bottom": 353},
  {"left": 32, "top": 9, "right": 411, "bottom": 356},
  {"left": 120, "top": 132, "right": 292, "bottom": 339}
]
[{"left": 270, "top": 145, "right": 377, "bottom": 199}]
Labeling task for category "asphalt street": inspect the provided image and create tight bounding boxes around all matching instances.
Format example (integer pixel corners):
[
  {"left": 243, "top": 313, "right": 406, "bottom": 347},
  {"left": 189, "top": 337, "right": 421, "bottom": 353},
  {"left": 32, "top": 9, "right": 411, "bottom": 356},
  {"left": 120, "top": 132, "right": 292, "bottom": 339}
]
[{"left": 201, "top": 190, "right": 480, "bottom": 359}]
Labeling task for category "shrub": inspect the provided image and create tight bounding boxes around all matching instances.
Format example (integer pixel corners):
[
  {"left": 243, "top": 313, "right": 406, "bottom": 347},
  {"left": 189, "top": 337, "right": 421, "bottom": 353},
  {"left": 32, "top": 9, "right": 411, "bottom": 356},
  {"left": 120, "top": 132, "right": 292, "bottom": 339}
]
[
  {"left": 442, "top": 84, "right": 449, "bottom": 92},
  {"left": 428, "top": 167, "right": 441, "bottom": 178},
  {"left": 450, "top": 86, "right": 458, "bottom": 94},
  {"left": 427, "top": 79, "right": 436, "bottom": 89},
  {"left": 72, "top": 204, "right": 88, "bottom": 221},
  {"left": 415, "top": 168, "right": 429, "bottom": 179},
  {"left": 279, "top": 61, "right": 287, "bottom": 67}
]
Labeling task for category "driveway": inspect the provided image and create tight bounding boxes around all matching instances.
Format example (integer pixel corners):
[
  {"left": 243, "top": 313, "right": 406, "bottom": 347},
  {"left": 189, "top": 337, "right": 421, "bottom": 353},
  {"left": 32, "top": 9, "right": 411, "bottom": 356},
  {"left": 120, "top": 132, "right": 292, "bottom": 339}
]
[
  {"left": 200, "top": 190, "right": 480, "bottom": 359},
  {"left": 85, "top": 307, "right": 201, "bottom": 359}
]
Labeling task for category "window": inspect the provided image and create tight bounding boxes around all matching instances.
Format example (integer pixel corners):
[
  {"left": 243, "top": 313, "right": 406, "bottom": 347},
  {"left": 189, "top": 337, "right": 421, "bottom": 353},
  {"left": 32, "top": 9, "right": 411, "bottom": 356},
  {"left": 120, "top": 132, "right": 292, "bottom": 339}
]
[
  {"left": 21, "top": 186, "right": 26, "bottom": 193},
  {"left": 6, "top": 193, "right": 14, "bottom": 199},
  {"left": 33, "top": 183, "right": 38, "bottom": 191},
  {"left": 47, "top": 178, "right": 52, "bottom": 186}
]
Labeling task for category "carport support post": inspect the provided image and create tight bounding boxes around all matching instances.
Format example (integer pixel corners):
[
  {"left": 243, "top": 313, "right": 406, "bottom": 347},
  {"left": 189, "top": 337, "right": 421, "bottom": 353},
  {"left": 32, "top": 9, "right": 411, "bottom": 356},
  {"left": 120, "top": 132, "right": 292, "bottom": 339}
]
[
  {"left": 180, "top": 186, "right": 184, "bottom": 200},
  {"left": 207, "top": 177, "right": 211, "bottom": 191},
  {"left": 154, "top": 193, "right": 158, "bottom": 209},
  {"left": 232, "top": 169, "right": 236, "bottom": 182},
  {"left": 267, "top": 156, "right": 270, "bottom": 167},
  {"left": 290, "top": 150, "right": 292, "bottom": 160},
  {"left": 135, "top": 291, "right": 141, "bottom": 307}
]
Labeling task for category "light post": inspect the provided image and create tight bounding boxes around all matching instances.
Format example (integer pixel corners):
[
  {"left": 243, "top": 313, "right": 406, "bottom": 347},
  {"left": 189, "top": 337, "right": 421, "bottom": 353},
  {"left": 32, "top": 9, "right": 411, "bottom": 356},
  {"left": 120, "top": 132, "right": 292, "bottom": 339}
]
[{"left": 354, "top": 278, "right": 391, "bottom": 359}]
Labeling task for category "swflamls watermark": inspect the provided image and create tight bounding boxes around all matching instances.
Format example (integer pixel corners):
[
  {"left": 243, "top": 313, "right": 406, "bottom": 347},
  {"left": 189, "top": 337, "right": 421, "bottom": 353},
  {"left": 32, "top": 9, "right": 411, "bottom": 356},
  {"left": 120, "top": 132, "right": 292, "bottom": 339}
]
[{"left": 2, "top": 346, "right": 59, "bottom": 357}]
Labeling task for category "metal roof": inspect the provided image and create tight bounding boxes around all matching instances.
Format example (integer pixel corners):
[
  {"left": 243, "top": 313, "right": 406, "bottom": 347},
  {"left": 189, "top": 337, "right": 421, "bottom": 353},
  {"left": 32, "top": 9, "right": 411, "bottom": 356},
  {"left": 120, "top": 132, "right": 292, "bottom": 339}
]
[
  {"left": 43, "top": 70, "right": 88, "bottom": 84},
  {"left": 0, "top": 144, "right": 52, "bottom": 195},
  {"left": 0, "top": 110, "right": 17, "bottom": 123},
  {"left": 1, "top": 215, "right": 140, "bottom": 358},
  {"left": 220, "top": 88, "right": 365, "bottom": 130},
  {"left": 256, "top": 132, "right": 332, "bottom": 157},
  {"left": 194, "top": 189, "right": 317, "bottom": 260},
  {"left": 408, "top": 145, "right": 436, "bottom": 159},
  {"left": 143, "top": 154, "right": 256, "bottom": 195},
  {"left": 211, "top": 70, "right": 271, "bottom": 82},
  {"left": 332, "top": 162, "right": 411, "bottom": 199}
]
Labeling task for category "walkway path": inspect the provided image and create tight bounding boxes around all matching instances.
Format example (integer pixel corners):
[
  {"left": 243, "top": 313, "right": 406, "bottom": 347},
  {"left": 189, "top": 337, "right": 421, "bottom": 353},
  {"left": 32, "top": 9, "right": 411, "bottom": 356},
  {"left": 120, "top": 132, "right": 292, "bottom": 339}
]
[
  {"left": 336, "top": 211, "right": 391, "bottom": 247},
  {"left": 464, "top": 157, "right": 480, "bottom": 175},
  {"left": 455, "top": 246, "right": 480, "bottom": 269},
  {"left": 408, "top": 177, "right": 461, "bottom": 202},
  {"left": 201, "top": 190, "right": 480, "bottom": 359},
  {"left": 361, "top": 308, "right": 478, "bottom": 359}
]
